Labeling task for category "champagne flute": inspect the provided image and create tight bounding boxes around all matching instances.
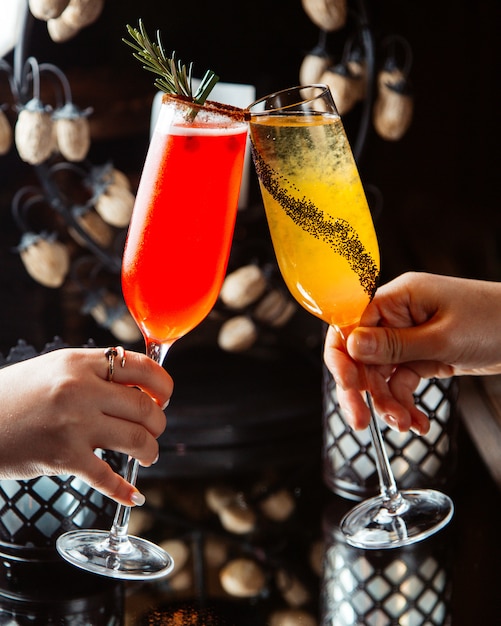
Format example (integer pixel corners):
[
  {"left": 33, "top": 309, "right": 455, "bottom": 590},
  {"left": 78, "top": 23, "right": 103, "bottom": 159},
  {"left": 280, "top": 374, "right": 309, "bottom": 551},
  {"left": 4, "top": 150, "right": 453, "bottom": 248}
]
[
  {"left": 247, "top": 84, "right": 453, "bottom": 549},
  {"left": 56, "top": 94, "right": 248, "bottom": 578}
]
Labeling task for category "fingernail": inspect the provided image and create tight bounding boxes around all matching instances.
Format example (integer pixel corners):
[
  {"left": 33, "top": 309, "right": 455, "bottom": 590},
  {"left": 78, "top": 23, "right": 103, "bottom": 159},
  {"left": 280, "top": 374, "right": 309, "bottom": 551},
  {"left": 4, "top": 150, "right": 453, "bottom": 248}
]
[
  {"left": 162, "top": 398, "right": 170, "bottom": 410},
  {"left": 152, "top": 453, "right": 159, "bottom": 465},
  {"left": 353, "top": 329, "right": 377, "bottom": 355},
  {"left": 130, "top": 491, "right": 146, "bottom": 507},
  {"left": 383, "top": 414, "right": 400, "bottom": 432}
]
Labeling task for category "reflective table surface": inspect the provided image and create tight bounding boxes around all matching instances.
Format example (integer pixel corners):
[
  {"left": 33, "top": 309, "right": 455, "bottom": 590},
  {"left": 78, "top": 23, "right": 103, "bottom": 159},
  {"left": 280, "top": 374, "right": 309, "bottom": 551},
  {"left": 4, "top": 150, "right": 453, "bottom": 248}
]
[{"left": 0, "top": 421, "right": 499, "bottom": 626}]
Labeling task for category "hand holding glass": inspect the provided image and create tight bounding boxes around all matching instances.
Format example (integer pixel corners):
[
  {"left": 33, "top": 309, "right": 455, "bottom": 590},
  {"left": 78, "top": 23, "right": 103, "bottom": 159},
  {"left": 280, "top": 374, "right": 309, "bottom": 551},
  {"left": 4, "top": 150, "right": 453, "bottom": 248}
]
[{"left": 248, "top": 85, "right": 453, "bottom": 549}]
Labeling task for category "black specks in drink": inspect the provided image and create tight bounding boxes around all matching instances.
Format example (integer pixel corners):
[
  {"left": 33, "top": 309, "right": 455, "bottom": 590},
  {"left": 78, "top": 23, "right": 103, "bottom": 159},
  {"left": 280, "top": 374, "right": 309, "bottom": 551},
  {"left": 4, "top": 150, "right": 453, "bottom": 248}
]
[{"left": 251, "top": 146, "right": 379, "bottom": 298}]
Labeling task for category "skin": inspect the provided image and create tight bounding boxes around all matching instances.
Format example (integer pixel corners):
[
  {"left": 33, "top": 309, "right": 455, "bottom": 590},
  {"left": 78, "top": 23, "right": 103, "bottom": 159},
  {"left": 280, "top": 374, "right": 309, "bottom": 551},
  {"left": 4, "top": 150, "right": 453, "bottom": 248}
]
[
  {"left": 0, "top": 347, "right": 173, "bottom": 507},
  {"left": 324, "top": 271, "right": 501, "bottom": 433}
]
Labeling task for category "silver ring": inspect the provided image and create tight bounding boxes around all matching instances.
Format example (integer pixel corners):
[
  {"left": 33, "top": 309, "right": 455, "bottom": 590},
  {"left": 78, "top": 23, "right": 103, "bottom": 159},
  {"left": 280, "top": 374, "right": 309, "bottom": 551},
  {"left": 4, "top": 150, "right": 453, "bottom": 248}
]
[{"left": 104, "top": 346, "right": 126, "bottom": 382}]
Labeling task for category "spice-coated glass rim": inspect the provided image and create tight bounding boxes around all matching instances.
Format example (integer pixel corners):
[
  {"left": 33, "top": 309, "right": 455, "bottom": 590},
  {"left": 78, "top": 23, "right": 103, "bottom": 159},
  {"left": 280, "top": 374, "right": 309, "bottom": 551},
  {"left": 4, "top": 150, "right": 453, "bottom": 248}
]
[
  {"left": 246, "top": 84, "right": 339, "bottom": 116},
  {"left": 161, "top": 92, "right": 248, "bottom": 123}
]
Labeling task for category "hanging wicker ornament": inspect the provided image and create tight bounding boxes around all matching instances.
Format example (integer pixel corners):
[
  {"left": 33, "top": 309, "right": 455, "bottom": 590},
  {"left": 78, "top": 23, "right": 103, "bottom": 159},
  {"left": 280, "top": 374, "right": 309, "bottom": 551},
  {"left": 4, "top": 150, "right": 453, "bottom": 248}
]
[
  {"left": 94, "top": 182, "right": 135, "bottom": 228},
  {"left": 320, "top": 63, "right": 362, "bottom": 115},
  {"left": 205, "top": 485, "right": 238, "bottom": 514},
  {"left": 373, "top": 84, "right": 414, "bottom": 141},
  {"left": 217, "top": 315, "right": 258, "bottom": 353},
  {"left": 299, "top": 42, "right": 332, "bottom": 85},
  {"left": 53, "top": 102, "right": 92, "bottom": 162},
  {"left": 59, "top": 0, "right": 104, "bottom": 29},
  {"left": 0, "top": 107, "right": 13, "bottom": 156},
  {"left": 319, "top": 39, "right": 366, "bottom": 116},
  {"left": 301, "top": 0, "right": 347, "bottom": 32},
  {"left": 47, "top": 14, "right": 80, "bottom": 42},
  {"left": 373, "top": 67, "right": 414, "bottom": 141},
  {"left": 87, "top": 163, "right": 132, "bottom": 194},
  {"left": 14, "top": 99, "right": 54, "bottom": 165},
  {"left": 218, "top": 499, "right": 257, "bottom": 535},
  {"left": 259, "top": 489, "right": 296, "bottom": 522},
  {"left": 373, "top": 36, "right": 414, "bottom": 141},
  {"left": 346, "top": 47, "right": 367, "bottom": 102},
  {"left": 46, "top": 0, "right": 104, "bottom": 41},
  {"left": 18, "top": 232, "right": 70, "bottom": 288},
  {"left": 253, "top": 289, "right": 296, "bottom": 328},
  {"left": 68, "top": 205, "right": 114, "bottom": 249},
  {"left": 104, "top": 166, "right": 131, "bottom": 191},
  {"left": 28, "top": 0, "right": 70, "bottom": 20},
  {"left": 47, "top": 0, "right": 104, "bottom": 39},
  {"left": 84, "top": 289, "right": 142, "bottom": 343},
  {"left": 219, "top": 264, "right": 267, "bottom": 310},
  {"left": 220, "top": 558, "right": 266, "bottom": 598},
  {"left": 108, "top": 308, "right": 142, "bottom": 343}
]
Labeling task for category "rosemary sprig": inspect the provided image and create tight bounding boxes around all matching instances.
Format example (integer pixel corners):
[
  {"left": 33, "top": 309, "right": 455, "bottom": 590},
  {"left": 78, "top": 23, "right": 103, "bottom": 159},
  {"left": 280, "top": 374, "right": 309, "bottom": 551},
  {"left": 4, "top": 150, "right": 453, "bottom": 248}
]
[{"left": 123, "top": 20, "right": 219, "bottom": 106}]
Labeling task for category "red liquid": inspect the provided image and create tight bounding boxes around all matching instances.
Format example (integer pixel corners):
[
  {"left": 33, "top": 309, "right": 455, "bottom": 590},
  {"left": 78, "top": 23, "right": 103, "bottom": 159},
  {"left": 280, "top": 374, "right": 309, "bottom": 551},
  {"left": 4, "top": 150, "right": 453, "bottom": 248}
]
[{"left": 122, "top": 109, "right": 247, "bottom": 344}]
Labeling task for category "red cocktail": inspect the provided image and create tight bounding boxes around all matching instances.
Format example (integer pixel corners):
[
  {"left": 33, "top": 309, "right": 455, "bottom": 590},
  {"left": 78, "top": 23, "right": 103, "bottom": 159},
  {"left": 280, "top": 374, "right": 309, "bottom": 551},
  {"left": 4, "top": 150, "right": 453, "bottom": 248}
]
[{"left": 123, "top": 96, "right": 248, "bottom": 345}]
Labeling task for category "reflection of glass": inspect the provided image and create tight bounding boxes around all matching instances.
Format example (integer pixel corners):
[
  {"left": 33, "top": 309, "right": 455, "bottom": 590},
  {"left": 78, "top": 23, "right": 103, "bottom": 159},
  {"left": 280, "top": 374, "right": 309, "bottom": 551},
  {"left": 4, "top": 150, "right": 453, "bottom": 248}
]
[
  {"left": 320, "top": 500, "right": 453, "bottom": 626},
  {"left": 0, "top": 577, "right": 123, "bottom": 625},
  {"left": 248, "top": 85, "right": 453, "bottom": 549},
  {"left": 56, "top": 95, "right": 248, "bottom": 579}
]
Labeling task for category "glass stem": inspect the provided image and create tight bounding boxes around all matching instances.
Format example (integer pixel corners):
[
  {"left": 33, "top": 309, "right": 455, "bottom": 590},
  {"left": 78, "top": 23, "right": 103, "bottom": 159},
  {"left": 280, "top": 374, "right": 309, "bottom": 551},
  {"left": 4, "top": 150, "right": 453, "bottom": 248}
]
[
  {"left": 107, "top": 339, "right": 171, "bottom": 552},
  {"left": 366, "top": 391, "right": 404, "bottom": 514},
  {"left": 108, "top": 457, "right": 139, "bottom": 551}
]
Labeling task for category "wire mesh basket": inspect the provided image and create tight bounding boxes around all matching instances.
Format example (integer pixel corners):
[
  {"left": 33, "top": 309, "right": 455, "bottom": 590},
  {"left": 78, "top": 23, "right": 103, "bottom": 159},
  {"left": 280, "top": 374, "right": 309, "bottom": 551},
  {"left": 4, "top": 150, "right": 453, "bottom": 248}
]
[{"left": 322, "top": 367, "right": 459, "bottom": 501}]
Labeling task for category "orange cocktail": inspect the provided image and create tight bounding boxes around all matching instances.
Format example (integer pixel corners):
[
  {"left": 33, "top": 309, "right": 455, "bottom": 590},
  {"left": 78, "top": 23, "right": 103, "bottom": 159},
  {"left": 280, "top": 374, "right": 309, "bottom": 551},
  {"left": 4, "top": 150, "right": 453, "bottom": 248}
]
[{"left": 249, "top": 111, "right": 379, "bottom": 334}]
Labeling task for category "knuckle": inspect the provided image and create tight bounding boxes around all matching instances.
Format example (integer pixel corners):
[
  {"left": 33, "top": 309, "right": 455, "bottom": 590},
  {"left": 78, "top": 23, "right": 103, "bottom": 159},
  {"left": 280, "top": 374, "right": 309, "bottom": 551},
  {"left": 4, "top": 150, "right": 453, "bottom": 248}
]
[
  {"left": 135, "top": 388, "right": 155, "bottom": 418},
  {"left": 384, "top": 328, "right": 404, "bottom": 361},
  {"left": 128, "top": 424, "right": 149, "bottom": 452},
  {"left": 134, "top": 390, "right": 166, "bottom": 437}
]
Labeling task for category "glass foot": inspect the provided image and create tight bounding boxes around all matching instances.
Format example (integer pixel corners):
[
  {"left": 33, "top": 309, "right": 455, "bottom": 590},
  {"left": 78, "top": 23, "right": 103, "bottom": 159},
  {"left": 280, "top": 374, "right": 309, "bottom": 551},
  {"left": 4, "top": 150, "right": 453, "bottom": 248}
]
[
  {"left": 340, "top": 489, "right": 454, "bottom": 550},
  {"left": 56, "top": 529, "right": 174, "bottom": 580}
]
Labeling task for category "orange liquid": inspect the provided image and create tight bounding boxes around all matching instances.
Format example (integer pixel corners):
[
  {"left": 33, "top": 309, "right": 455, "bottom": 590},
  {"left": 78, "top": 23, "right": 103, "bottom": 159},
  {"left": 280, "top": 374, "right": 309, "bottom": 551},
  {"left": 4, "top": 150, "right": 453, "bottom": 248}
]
[
  {"left": 250, "top": 114, "right": 379, "bottom": 332},
  {"left": 122, "top": 110, "right": 247, "bottom": 344}
]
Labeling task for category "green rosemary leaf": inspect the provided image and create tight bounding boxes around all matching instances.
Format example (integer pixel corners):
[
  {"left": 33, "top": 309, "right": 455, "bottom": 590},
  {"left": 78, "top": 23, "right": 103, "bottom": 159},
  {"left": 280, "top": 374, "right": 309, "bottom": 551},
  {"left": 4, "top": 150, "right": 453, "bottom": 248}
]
[
  {"left": 194, "top": 70, "right": 220, "bottom": 105},
  {"left": 123, "top": 20, "right": 219, "bottom": 103}
]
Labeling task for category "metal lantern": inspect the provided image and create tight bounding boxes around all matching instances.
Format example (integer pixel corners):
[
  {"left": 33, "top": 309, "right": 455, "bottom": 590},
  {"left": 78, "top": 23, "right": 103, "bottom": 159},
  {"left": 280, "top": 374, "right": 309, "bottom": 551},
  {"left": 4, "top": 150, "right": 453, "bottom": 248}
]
[{"left": 322, "top": 367, "right": 459, "bottom": 501}]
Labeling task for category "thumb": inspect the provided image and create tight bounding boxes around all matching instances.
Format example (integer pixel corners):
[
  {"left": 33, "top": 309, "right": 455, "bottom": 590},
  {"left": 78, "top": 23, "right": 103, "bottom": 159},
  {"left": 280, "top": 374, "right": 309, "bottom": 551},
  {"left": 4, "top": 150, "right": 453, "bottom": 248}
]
[{"left": 347, "top": 325, "right": 432, "bottom": 365}]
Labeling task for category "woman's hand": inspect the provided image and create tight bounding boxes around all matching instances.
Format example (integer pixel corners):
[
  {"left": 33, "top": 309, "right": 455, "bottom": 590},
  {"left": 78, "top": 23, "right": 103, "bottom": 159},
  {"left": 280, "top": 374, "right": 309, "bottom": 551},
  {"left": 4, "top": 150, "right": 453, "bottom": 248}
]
[
  {"left": 324, "top": 272, "right": 501, "bottom": 432},
  {"left": 0, "top": 347, "right": 173, "bottom": 506}
]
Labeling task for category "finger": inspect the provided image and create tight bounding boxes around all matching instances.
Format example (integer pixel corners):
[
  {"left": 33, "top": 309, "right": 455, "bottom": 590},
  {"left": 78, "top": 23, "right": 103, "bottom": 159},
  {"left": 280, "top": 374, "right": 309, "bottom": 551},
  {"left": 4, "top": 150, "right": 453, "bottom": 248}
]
[
  {"left": 88, "top": 414, "right": 161, "bottom": 466},
  {"left": 77, "top": 455, "right": 146, "bottom": 507},
  {"left": 101, "top": 384, "right": 167, "bottom": 439},
  {"left": 323, "top": 342, "right": 362, "bottom": 390},
  {"left": 366, "top": 368, "right": 412, "bottom": 432},
  {"left": 388, "top": 367, "right": 431, "bottom": 435},
  {"left": 408, "top": 405, "right": 431, "bottom": 436},
  {"left": 96, "top": 349, "right": 174, "bottom": 408},
  {"left": 335, "top": 385, "right": 372, "bottom": 430},
  {"left": 390, "top": 359, "right": 456, "bottom": 381}
]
